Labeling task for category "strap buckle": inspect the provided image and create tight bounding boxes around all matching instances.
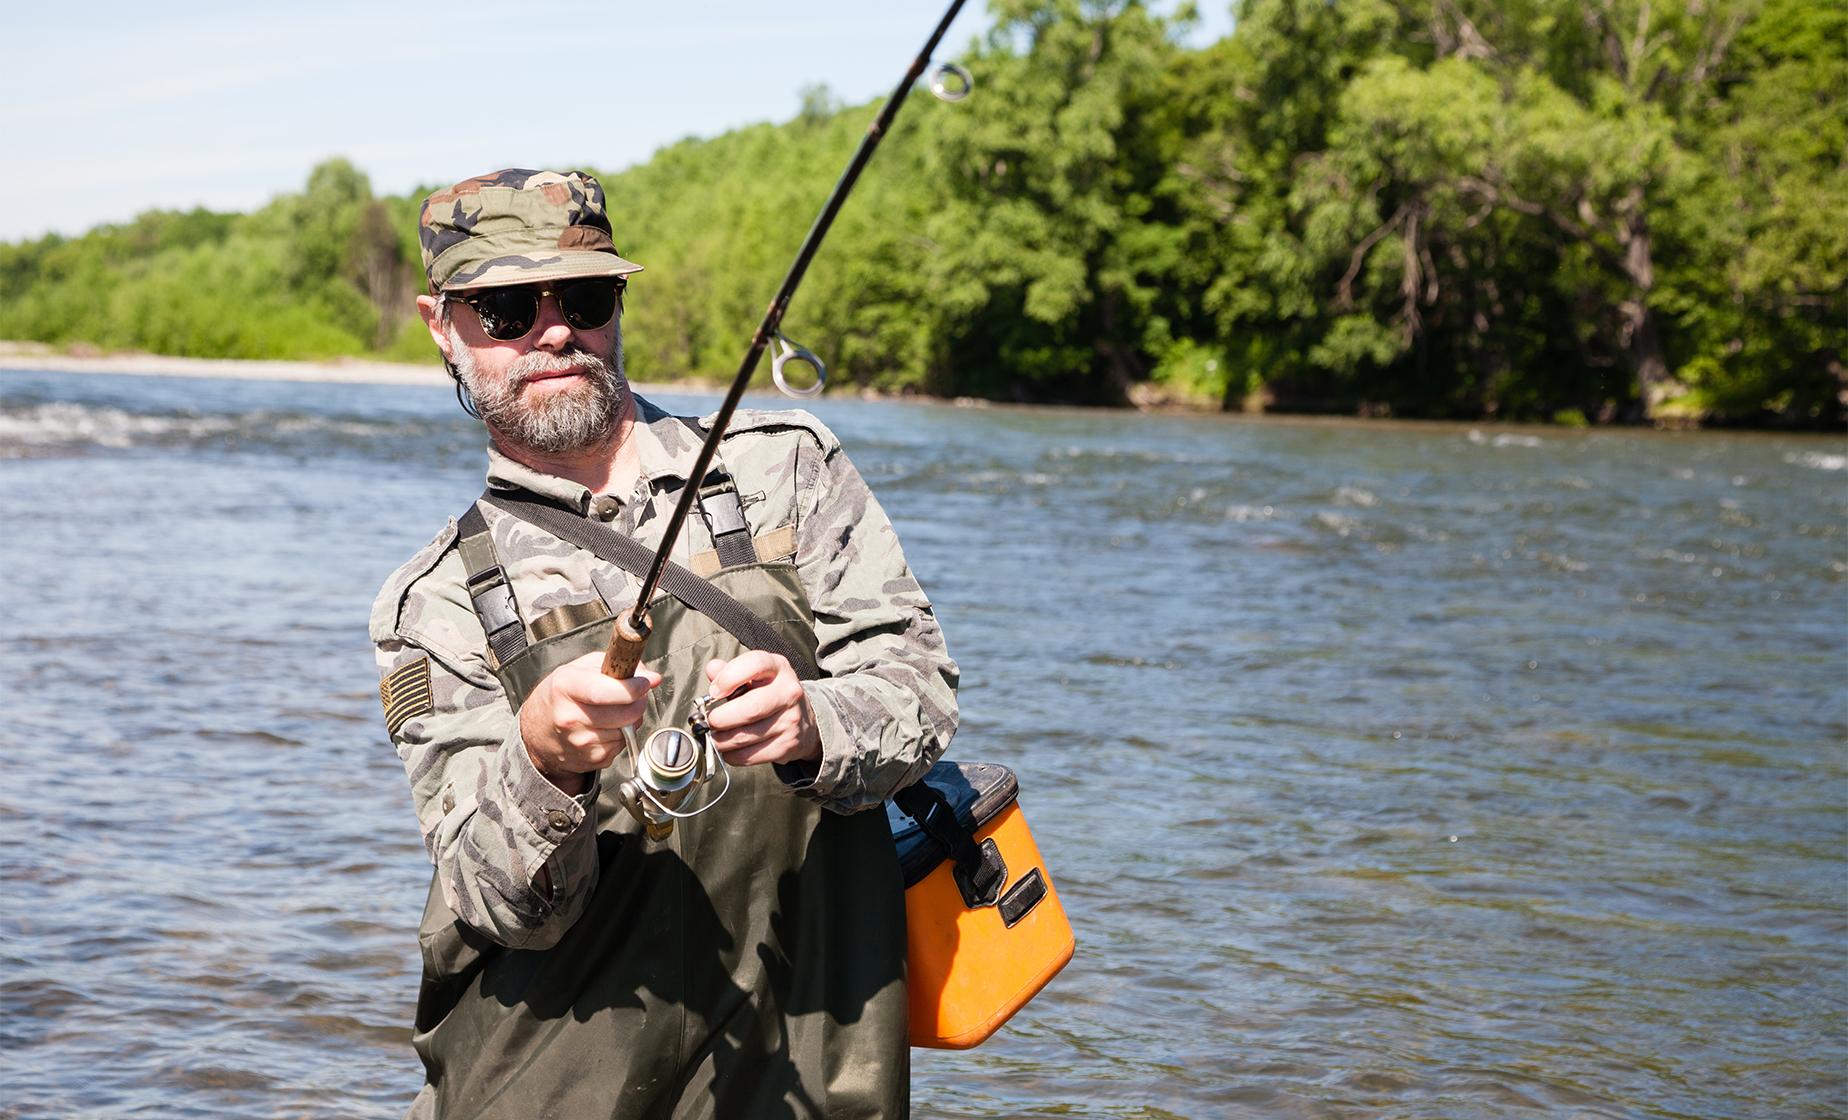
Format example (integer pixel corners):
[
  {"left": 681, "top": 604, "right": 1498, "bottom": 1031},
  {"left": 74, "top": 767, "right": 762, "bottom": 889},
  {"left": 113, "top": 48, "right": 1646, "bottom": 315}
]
[
  {"left": 696, "top": 479, "right": 751, "bottom": 538},
  {"left": 466, "top": 565, "right": 520, "bottom": 636}
]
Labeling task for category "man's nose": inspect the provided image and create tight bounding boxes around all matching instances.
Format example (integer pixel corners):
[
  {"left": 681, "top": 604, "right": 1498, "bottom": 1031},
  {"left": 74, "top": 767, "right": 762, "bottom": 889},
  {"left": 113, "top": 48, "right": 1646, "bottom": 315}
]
[{"left": 531, "top": 293, "right": 573, "bottom": 351}]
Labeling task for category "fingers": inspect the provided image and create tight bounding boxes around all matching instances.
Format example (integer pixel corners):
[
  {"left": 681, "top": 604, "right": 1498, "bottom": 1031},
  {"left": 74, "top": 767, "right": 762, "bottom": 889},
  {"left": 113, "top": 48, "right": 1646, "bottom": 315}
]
[
  {"left": 710, "top": 707, "right": 783, "bottom": 752},
  {"left": 702, "top": 654, "right": 796, "bottom": 726},
  {"left": 699, "top": 652, "right": 820, "bottom": 766},
  {"left": 711, "top": 710, "right": 806, "bottom": 767},
  {"left": 561, "top": 656, "right": 662, "bottom": 713},
  {"left": 565, "top": 669, "right": 658, "bottom": 750},
  {"left": 702, "top": 683, "right": 789, "bottom": 731},
  {"left": 705, "top": 651, "right": 784, "bottom": 700},
  {"left": 519, "top": 655, "right": 662, "bottom": 785},
  {"left": 715, "top": 738, "right": 787, "bottom": 767}
]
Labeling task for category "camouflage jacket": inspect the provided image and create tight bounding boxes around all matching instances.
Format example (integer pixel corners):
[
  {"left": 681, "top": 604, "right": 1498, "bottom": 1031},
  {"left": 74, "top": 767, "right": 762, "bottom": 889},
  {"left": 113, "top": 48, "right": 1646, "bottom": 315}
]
[{"left": 369, "top": 396, "right": 958, "bottom": 949}]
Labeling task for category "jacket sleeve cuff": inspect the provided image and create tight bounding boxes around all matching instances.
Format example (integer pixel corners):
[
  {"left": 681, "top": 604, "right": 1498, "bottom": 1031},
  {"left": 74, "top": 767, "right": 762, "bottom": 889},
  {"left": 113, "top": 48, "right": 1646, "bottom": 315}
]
[
  {"left": 790, "top": 681, "right": 859, "bottom": 801},
  {"left": 495, "top": 725, "right": 597, "bottom": 853}
]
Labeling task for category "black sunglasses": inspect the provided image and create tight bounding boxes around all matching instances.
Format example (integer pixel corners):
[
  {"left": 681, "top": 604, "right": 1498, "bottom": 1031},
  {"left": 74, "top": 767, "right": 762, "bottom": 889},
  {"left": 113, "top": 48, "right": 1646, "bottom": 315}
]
[{"left": 455, "top": 277, "right": 625, "bottom": 342}]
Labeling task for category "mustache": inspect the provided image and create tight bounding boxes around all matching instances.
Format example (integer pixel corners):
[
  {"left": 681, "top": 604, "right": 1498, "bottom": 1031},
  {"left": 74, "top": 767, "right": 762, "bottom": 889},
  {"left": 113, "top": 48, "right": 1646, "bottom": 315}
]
[{"left": 509, "top": 347, "right": 612, "bottom": 388}]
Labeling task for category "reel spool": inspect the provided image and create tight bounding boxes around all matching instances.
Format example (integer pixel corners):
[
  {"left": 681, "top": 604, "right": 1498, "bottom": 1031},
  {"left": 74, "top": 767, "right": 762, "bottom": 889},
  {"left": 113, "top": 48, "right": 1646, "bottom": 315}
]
[{"left": 614, "top": 691, "right": 740, "bottom": 840}]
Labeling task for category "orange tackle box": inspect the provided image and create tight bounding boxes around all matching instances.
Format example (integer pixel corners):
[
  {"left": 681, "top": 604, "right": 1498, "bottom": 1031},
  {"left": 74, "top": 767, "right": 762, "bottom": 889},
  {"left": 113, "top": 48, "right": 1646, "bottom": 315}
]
[{"left": 889, "top": 761, "right": 1075, "bottom": 1049}]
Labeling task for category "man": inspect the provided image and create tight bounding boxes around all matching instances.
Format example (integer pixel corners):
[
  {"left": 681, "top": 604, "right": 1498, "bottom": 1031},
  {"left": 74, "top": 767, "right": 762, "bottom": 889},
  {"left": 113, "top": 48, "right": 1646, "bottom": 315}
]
[{"left": 370, "top": 169, "right": 958, "bottom": 1118}]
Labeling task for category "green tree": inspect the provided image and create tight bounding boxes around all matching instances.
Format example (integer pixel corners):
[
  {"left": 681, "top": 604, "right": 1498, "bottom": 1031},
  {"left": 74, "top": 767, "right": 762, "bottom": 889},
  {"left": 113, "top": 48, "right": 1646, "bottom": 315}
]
[
  {"left": 918, "top": 0, "right": 1194, "bottom": 402},
  {"left": 1166, "top": 0, "right": 1417, "bottom": 409},
  {"left": 1670, "top": 0, "right": 1847, "bottom": 420}
]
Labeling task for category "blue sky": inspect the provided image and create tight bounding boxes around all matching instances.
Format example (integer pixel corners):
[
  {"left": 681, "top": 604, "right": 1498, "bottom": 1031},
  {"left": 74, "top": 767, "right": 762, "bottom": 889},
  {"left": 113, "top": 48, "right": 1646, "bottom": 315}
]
[{"left": 3, "top": 1, "right": 1232, "bottom": 243}]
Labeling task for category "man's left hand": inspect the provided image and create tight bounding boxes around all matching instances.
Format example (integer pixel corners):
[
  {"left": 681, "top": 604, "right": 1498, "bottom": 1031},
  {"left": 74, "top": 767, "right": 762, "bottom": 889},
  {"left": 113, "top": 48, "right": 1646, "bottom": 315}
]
[{"left": 702, "top": 652, "right": 821, "bottom": 766}]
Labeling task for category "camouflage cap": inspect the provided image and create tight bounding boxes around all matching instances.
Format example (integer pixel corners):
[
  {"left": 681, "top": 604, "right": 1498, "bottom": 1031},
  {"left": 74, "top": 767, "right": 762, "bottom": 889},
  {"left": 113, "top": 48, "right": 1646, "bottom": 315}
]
[{"left": 419, "top": 168, "right": 643, "bottom": 292}]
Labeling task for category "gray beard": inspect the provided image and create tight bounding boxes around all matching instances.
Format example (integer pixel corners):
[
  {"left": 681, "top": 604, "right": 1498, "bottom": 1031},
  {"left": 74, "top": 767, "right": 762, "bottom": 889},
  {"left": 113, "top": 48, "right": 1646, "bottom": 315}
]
[{"left": 447, "top": 322, "right": 628, "bottom": 455}]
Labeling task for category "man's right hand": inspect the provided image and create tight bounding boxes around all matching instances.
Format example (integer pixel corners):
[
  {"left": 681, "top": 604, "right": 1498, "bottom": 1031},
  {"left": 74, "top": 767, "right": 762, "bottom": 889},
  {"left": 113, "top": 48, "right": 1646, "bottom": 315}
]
[{"left": 519, "top": 650, "right": 661, "bottom": 795}]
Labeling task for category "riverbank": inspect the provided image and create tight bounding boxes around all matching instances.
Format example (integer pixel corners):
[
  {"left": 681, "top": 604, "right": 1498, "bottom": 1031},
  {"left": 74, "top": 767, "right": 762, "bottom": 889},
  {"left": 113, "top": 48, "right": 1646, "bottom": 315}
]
[
  {"left": 0, "top": 340, "right": 778, "bottom": 401},
  {"left": 7, "top": 342, "right": 1840, "bottom": 431},
  {"left": 0, "top": 342, "right": 1343, "bottom": 420},
  {"left": 0, "top": 340, "right": 456, "bottom": 387},
  {"left": 0, "top": 342, "right": 1497, "bottom": 421},
  {"left": 0, "top": 341, "right": 977, "bottom": 412}
]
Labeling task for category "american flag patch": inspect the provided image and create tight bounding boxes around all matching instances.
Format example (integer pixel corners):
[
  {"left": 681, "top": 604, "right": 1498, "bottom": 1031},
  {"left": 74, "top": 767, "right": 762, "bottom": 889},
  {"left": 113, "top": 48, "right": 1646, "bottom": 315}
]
[{"left": 380, "top": 656, "right": 433, "bottom": 736}]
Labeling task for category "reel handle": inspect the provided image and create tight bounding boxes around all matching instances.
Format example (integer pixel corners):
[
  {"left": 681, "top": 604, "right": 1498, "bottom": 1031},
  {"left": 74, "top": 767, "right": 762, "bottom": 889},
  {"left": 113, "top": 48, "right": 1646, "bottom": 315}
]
[{"left": 602, "top": 606, "right": 652, "bottom": 679}]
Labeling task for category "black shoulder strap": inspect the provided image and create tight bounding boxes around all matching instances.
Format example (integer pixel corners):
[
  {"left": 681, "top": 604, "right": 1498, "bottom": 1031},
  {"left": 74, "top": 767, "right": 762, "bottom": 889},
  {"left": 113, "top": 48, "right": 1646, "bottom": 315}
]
[
  {"left": 478, "top": 490, "right": 820, "bottom": 681},
  {"left": 699, "top": 478, "right": 759, "bottom": 570},
  {"left": 456, "top": 502, "right": 529, "bottom": 667},
  {"left": 676, "top": 416, "right": 757, "bottom": 570}
]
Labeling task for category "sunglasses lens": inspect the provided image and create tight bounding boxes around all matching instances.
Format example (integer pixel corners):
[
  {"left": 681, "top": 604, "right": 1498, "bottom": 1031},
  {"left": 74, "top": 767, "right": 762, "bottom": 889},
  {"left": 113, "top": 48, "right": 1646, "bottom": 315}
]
[
  {"left": 464, "top": 279, "right": 620, "bottom": 340},
  {"left": 560, "top": 280, "right": 620, "bottom": 331},
  {"left": 471, "top": 289, "right": 538, "bottom": 341}
]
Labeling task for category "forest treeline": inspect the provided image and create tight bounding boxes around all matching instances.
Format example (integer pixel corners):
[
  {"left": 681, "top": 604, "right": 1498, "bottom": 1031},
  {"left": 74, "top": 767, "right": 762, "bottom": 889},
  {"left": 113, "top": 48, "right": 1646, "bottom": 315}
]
[{"left": 3, "top": 0, "right": 1842, "bottom": 425}]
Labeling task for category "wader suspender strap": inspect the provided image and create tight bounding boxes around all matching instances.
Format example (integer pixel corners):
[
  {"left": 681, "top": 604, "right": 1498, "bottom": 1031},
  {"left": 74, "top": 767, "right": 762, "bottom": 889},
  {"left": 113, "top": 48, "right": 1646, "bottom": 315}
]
[
  {"left": 699, "top": 482, "right": 758, "bottom": 570},
  {"left": 676, "top": 418, "right": 758, "bottom": 572},
  {"left": 476, "top": 491, "right": 821, "bottom": 681},
  {"left": 457, "top": 503, "right": 530, "bottom": 667},
  {"left": 894, "top": 783, "right": 1008, "bottom": 908}
]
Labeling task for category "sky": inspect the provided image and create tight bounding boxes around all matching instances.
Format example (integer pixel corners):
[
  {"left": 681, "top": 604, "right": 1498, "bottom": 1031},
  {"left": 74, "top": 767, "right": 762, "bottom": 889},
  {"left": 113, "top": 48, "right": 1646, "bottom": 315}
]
[{"left": 2, "top": 0, "right": 1233, "bottom": 244}]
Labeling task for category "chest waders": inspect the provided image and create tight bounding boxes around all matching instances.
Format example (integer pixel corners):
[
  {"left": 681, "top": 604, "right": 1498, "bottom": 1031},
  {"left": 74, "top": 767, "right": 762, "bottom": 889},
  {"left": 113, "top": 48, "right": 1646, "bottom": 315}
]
[{"left": 413, "top": 486, "right": 908, "bottom": 1120}]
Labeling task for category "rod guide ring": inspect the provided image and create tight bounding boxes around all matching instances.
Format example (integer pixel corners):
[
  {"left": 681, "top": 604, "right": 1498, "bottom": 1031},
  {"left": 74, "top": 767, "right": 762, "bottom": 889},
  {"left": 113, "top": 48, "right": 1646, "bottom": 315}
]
[
  {"left": 929, "top": 61, "right": 972, "bottom": 102},
  {"left": 771, "top": 333, "right": 827, "bottom": 398}
]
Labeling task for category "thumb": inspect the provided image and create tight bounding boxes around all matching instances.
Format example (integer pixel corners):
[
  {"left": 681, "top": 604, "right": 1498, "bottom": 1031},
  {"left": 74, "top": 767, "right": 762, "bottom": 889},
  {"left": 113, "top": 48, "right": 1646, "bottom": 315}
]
[{"left": 705, "top": 658, "right": 726, "bottom": 682}]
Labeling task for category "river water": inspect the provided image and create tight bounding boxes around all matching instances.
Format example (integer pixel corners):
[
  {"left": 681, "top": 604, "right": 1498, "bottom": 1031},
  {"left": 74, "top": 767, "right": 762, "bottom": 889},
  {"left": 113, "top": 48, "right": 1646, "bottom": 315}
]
[{"left": 0, "top": 367, "right": 1842, "bottom": 1119}]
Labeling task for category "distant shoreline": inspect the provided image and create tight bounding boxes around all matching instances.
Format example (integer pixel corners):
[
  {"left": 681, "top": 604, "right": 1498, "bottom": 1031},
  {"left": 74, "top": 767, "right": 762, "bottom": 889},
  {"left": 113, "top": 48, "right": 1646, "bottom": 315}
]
[
  {"left": 6, "top": 342, "right": 1838, "bottom": 435},
  {"left": 0, "top": 342, "right": 691, "bottom": 394},
  {"left": 0, "top": 342, "right": 1234, "bottom": 417},
  {"left": 0, "top": 341, "right": 449, "bottom": 387},
  {"left": 0, "top": 341, "right": 1240, "bottom": 414}
]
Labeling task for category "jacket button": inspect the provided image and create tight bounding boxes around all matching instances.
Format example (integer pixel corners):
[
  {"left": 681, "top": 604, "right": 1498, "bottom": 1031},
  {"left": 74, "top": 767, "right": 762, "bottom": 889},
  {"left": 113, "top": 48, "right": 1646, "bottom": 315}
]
[
  {"left": 441, "top": 789, "right": 456, "bottom": 813},
  {"left": 547, "top": 809, "right": 573, "bottom": 832},
  {"left": 592, "top": 496, "right": 620, "bottom": 521}
]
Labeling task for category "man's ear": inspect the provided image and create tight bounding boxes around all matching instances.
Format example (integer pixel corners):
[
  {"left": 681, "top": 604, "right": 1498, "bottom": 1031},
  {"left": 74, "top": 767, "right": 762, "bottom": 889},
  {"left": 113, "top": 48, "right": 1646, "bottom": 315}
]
[{"left": 417, "top": 294, "right": 452, "bottom": 362}]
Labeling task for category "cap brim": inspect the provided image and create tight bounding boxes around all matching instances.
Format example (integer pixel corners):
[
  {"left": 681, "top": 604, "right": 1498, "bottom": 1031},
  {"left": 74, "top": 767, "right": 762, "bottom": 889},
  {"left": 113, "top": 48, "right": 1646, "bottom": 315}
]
[{"left": 442, "top": 252, "right": 644, "bottom": 292}]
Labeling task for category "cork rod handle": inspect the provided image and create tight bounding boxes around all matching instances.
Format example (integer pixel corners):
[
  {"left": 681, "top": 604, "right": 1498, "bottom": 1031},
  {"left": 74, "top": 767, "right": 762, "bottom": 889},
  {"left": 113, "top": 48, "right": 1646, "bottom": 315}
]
[{"left": 602, "top": 607, "right": 652, "bottom": 680}]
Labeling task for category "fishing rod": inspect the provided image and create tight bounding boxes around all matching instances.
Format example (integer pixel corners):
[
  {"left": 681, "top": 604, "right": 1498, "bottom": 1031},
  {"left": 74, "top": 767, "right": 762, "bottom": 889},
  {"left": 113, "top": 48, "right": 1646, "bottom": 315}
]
[{"left": 602, "top": 0, "right": 973, "bottom": 682}]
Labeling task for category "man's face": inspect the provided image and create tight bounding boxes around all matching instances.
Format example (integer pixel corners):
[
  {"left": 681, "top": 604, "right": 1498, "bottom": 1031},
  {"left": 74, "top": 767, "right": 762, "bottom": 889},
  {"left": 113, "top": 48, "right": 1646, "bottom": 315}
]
[{"left": 424, "top": 283, "right": 628, "bottom": 456}]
